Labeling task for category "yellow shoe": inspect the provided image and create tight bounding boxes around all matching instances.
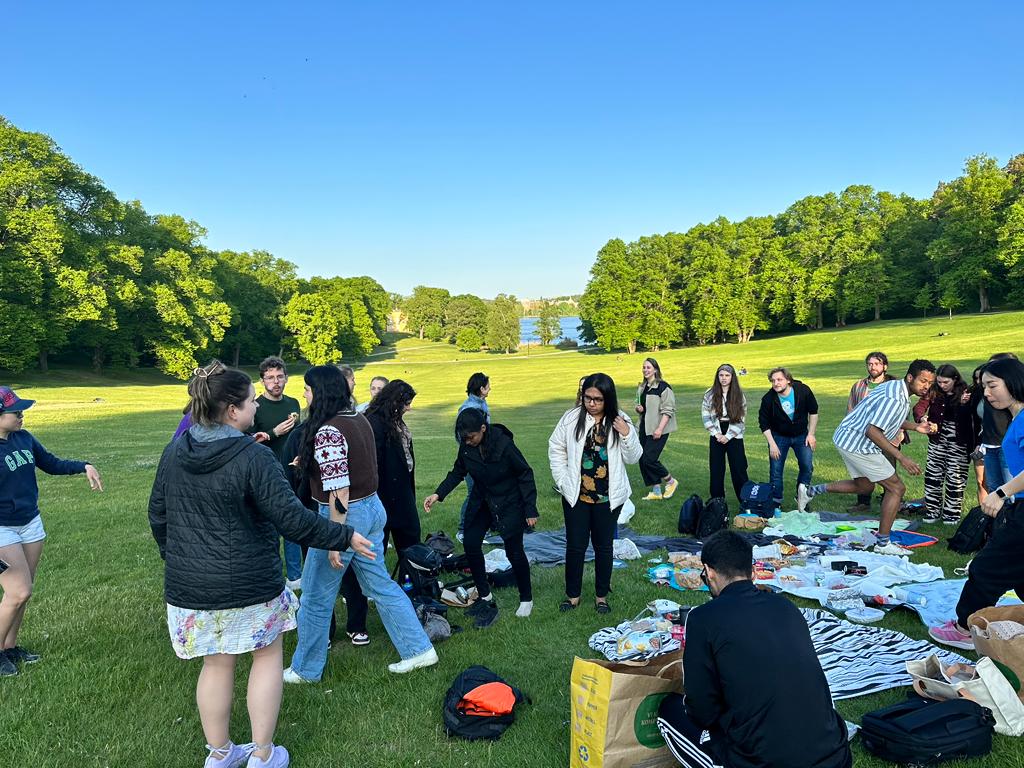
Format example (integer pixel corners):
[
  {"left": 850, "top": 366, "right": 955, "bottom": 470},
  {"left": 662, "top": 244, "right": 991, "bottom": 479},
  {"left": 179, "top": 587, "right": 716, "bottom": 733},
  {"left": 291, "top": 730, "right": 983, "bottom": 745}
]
[
  {"left": 662, "top": 478, "right": 679, "bottom": 499},
  {"left": 642, "top": 489, "right": 663, "bottom": 501}
]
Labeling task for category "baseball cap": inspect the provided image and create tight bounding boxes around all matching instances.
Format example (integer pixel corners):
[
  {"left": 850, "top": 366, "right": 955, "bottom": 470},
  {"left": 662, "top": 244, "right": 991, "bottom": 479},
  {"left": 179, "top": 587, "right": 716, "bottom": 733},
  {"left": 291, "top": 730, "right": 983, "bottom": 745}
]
[{"left": 0, "top": 386, "right": 35, "bottom": 413}]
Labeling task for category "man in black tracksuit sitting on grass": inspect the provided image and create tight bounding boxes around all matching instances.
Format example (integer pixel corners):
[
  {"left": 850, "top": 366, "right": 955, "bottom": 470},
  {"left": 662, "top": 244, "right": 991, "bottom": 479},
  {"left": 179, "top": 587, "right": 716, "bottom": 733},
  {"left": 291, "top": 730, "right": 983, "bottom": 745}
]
[{"left": 657, "top": 530, "right": 851, "bottom": 768}]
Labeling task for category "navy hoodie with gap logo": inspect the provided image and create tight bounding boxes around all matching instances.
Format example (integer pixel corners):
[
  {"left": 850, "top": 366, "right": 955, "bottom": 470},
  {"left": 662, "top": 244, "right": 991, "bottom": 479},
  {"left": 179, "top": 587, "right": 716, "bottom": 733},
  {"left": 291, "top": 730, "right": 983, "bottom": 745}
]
[{"left": 0, "top": 429, "right": 88, "bottom": 526}]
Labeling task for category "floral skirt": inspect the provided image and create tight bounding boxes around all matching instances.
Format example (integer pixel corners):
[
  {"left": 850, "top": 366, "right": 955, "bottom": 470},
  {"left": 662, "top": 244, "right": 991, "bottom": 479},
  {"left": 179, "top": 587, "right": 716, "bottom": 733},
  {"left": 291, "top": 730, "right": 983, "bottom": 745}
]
[{"left": 166, "top": 588, "right": 298, "bottom": 659}]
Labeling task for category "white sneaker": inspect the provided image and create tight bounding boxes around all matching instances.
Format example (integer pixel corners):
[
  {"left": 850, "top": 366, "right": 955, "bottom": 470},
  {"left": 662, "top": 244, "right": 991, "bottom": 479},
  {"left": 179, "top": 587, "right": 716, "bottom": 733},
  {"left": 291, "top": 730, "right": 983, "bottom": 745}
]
[
  {"left": 282, "top": 667, "right": 313, "bottom": 684},
  {"left": 796, "top": 483, "right": 811, "bottom": 513},
  {"left": 515, "top": 601, "right": 534, "bottom": 618},
  {"left": 873, "top": 541, "right": 913, "bottom": 557},
  {"left": 387, "top": 647, "right": 438, "bottom": 674},
  {"left": 285, "top": 578, "right": 301, "bottom": 591}
]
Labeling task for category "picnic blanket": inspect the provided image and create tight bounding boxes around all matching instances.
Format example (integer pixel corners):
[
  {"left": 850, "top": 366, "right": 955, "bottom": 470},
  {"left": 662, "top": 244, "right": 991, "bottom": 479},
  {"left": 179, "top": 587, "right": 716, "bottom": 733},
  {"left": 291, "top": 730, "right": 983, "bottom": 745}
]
[
  {"left": 801, "top": 608, "right": 969, "bottom": 699},
  {"left": 888, "top": 578, "right": 1023, "bottom": 628},
  {"left": 764, "top": 510, "right": 915, "bottom": 539}
]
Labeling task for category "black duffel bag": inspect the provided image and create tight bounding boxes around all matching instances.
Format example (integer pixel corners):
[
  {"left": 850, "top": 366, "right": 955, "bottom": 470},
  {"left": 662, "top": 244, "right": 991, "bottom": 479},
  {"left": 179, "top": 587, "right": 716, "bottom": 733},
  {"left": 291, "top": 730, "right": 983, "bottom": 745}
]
[
  {"left": 860, "top": 695, "right": 995, "bottom": 765},
  {"left": 947, "top": 505, "right": 994, "bottom": 554}
]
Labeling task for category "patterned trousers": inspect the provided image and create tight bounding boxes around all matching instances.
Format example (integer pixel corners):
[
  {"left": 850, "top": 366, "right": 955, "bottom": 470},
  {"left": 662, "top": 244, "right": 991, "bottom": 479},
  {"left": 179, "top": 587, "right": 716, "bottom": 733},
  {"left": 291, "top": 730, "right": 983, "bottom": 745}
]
[{"left": 923, "top": 426, "right": 969, "bottom": 523}]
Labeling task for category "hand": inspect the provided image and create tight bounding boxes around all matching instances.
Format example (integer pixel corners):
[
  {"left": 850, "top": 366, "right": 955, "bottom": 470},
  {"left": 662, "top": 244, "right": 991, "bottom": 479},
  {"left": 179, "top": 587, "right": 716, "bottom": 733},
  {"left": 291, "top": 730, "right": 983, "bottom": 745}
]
[
  {"left": 84, "top": 464, "right": 103, "bottom": 491},
  {"left": 612, "top": 415, "right": 630, "bottom": 437},
  {"left": 716, "top": 434, "right": 729, "bottom": 444},
  {"left": 423, "top": 493, "right": 440, "bottom": 514},
  {"left": 526, "top": 517, "right": 538, "bottom": 528},
  {"left": 981, "top": 491, "right": 1005, "bottom": 517},
  {"left": 635, "top": 405, "right": 644, "bottom": 414},
  {"left": 253, "top": 431, "right": 271, "bottom": 443},
  {"left": 914, "top": 421, "right": 930, "bottom": 435},
  {"left": 349, "top": 532, "right": 376, "bottom": 560},
  {"left": 329, "top": 550, "right": 344, "bottom": 569},
  {"left": 899, "top": 455, "right": 922, "bottom": 476},
  {"left": 961, "top": 390, "right": 972, "bottom": 404},
  {"left": 653, "top": 429, "right": 663, "bottom": 440},
  {"left": 273, "top": 416, "right": 296, "bottom": 437},
  {"left": 768, "top": 444, "right": 781, "bottom": 460},
  {"left": 805, "top": 434, "right": 817, "bottom": 450}
]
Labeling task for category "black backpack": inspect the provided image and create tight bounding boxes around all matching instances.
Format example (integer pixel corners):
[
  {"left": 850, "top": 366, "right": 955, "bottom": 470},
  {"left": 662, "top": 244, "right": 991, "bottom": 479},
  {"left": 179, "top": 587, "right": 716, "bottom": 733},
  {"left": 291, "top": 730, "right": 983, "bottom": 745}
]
[
  {"left": 739, "top": 481, "right": 775, "bottom": 518},
  {"left": 678, "top": 494, "right": 702, "bottom": 535},
  {"left": 443, "top": 666, "right": 528, "bottom": 741},
  {"left": 860, "top": 695, "right": 995, "bottom": 765},
  {"left": 395, "top": 543, "right": 445, "bottom": 601},
  {"left": 948, "top": 506, "right": 993, "bottom": 554},
  {"left": 697, "top": 497, "right": 729, "bottom": 538}
]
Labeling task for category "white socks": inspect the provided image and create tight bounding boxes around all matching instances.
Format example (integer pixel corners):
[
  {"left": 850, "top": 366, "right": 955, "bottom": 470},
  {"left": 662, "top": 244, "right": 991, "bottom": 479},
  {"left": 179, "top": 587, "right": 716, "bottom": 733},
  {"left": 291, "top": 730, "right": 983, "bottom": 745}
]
[{"left": 516, "top": 601, "right": 533, "bottom": 618}]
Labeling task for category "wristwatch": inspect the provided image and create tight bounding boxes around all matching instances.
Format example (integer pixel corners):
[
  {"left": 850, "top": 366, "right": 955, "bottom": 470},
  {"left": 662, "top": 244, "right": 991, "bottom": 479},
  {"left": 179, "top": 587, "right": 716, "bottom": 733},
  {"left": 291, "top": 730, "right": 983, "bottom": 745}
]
[{"left": 996, "top": 487, "right": 1007, "bottom": 500}]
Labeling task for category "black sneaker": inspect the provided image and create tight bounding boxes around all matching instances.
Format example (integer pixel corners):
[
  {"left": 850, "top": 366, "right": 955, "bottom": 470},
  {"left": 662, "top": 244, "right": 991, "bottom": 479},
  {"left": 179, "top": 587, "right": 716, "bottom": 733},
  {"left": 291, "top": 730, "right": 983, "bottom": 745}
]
[
  {"left": 0, "top": 651, "right": 17, "bottom": 677},
  {"left": 7, "top": 646, "right": 40, "bottom": 665},
  {"left": 473, "top": 601, "right": 499, "bottom": 629},
  {"left": 466, "top": 597, "right": 493, "bottom": 617}
]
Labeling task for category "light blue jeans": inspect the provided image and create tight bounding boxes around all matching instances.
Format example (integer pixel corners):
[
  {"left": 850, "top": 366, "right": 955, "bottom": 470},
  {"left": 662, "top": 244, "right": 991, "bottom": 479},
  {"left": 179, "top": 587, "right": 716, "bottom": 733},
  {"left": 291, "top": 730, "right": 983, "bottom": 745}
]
[
  {"left": 983, "top": 445, "right": 1012, "bottom": 494},
  {"left": 289, "top": 494, "right": 432, "bottom": 681}
]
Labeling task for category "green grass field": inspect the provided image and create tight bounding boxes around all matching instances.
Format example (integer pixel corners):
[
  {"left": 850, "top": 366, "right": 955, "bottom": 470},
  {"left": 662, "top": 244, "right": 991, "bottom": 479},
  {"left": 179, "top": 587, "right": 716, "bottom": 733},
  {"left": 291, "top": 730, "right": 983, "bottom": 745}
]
[{"left": 4, "top": 313, "right": 1024, "bottom": 768}]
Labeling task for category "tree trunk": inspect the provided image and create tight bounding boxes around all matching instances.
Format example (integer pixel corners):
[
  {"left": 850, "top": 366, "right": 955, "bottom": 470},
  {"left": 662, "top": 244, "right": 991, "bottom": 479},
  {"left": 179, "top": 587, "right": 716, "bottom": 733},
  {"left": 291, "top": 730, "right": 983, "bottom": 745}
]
[
  {"left": 627, "top": 340, "right": 637, "bottom": 354},
  {"left": 816, "top": 303, "right": 824, "bottom": 330},
  {"left": 419, "top": 327, "right": 424, "bottom": 339},
  {"left": 232, "top": 342, "right": 240, "bottom": 367},
  {"left": 38, "top": 349, "right": 48, "bottom": 373},
  {"left": 92, "top": 346, "right": 104, "bottom": 373},
  {"left": 979, "top": 285, "right": 990, "bottom": 313},
  {"left": 874, "top": 294, "right": 881, "bottom": 321}
]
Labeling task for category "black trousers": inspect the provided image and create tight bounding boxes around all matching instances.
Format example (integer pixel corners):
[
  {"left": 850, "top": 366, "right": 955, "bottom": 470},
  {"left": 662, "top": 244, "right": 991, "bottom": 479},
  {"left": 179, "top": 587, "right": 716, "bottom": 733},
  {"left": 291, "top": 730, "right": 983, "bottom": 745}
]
[
  {"left": 335, "top": 512, "right": 421, "bottom": 636},
  {"left": 656, "top": 693, "right": 725, "bottom": 768},
  {"left": 639, "top": 431, "right": 671, "bottom": 486},
  {"left": 563, "top": 497, "right": 619, "bottom": 599},
  {"left": 464, "top": 504, "right": 532, "bottom": 602},
  {"left": 956, "top": 500, "right": 1024, "bottom": 628},
  {"left": 708, "top": 434, "right": 749, "bottom": 501}
]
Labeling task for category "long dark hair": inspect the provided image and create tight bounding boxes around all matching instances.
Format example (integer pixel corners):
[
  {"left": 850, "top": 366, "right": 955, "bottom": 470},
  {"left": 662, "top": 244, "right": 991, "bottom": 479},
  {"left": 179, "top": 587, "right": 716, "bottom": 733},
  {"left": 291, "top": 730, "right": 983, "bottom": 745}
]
[
  {"left": 931, "top": 363, "right": 967, "bottom": 401},
  {"left": 574, "top": 372, "right": 620, "bottom": 445},
  {"left": 297, "top": 365, "right": 352, "bottom": 483},
  {"left": 365, "top": 379, "right": 416, "bottom": 439},
  {"left": 187, "top": 360, "right": 252, "bottom": 427},
  {"left": 710, "top": 364, "right": 746, "bottom": 423}
]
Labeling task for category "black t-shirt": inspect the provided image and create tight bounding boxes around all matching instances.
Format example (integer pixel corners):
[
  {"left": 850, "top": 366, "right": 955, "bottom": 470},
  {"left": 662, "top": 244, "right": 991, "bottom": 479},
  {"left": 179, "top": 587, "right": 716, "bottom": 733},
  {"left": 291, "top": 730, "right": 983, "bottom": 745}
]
[{"left": 251, "top": 394, "right": 301, "bottom": 464}]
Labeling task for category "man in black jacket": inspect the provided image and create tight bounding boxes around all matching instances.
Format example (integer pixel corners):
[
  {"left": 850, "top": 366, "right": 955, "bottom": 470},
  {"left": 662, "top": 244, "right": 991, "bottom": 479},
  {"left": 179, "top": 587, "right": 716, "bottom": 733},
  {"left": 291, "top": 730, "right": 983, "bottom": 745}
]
[
  {"left": 758, "top": 368, "right": 819, "bottom": 512},
  {"left": 657, "top": 531, "right": 851, "bottom": 768}
]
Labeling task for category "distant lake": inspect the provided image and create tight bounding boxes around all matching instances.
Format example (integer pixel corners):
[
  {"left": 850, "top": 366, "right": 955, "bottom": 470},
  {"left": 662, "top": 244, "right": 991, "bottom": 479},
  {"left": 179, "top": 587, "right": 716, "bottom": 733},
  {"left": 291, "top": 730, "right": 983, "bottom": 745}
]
[{"left": 519, "top": 316, "right": 587, "bottom": 345}]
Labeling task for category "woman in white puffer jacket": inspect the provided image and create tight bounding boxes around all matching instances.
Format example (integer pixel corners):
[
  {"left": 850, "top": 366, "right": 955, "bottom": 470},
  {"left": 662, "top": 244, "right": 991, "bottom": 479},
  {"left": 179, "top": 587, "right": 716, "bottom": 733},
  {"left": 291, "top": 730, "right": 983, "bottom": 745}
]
[{"left": 549, "top": 372, "right": 641, "bottom": 615}]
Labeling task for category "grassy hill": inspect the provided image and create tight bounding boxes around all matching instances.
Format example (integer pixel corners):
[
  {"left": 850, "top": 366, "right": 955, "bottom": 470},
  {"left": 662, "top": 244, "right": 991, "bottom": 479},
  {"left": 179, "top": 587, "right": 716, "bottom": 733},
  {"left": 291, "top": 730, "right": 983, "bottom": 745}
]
[{"left": 3, "top": 312, "right": 1024, "bottom": 767}]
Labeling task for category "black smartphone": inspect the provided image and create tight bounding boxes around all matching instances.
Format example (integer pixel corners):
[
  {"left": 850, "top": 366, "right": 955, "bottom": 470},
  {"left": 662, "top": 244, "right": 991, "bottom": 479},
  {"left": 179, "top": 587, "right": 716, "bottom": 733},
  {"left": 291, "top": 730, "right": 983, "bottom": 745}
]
[{"left": 0, "top": 558, "right": 8, "bottom": 575}]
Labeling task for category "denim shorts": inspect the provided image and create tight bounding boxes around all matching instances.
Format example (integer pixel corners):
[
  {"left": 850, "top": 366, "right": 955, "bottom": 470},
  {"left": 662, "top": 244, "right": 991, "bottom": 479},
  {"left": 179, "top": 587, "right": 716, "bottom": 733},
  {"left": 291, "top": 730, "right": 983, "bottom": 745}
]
[{"left": 0, "top": 514, "right": 46, "bottom": 548}]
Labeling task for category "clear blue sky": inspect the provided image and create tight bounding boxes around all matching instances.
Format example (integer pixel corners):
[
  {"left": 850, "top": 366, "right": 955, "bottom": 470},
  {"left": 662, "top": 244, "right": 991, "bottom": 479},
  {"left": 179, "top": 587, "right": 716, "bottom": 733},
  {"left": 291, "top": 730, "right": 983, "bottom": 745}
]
[{"left": 5, "top": 2, "right": 1022, "bottom": 299}]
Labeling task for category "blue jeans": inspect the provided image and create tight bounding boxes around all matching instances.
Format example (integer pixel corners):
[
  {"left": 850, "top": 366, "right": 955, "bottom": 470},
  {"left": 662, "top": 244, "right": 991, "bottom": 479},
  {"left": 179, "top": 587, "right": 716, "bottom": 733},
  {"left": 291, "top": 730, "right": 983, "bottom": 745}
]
[
  {"left": 769, "top": 433, "right": 814, "bottom": 505},
  {"left": 983, "top": 446, "right": 1012, "bottom": 493},
  {"left": 283, "top": 537, "right": 302, "bottom": 581},
  {"left": 289, "top": 495, "right": 432, "bottom": 681},
  {"left": 458, "top": 474, "right": 475, "bottom": 533}
]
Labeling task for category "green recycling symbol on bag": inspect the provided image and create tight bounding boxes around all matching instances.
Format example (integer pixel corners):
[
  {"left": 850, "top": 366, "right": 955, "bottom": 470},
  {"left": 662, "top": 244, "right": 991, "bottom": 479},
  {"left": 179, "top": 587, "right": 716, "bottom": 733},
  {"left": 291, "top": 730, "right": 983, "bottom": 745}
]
[{"left": 634, "top": 692, "right": 670, "bottom": 748}]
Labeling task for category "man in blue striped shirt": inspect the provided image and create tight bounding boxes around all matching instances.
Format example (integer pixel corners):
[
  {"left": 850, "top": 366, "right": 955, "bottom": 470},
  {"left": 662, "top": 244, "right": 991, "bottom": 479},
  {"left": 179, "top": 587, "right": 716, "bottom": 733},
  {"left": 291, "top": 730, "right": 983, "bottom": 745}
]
[{"left": 797, "top": 360, "right": 936, "bottom": 556}]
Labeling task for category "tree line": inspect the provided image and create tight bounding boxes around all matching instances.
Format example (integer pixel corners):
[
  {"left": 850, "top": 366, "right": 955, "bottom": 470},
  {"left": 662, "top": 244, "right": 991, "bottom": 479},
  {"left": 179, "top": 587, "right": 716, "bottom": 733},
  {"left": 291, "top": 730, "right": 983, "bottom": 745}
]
[{"left": 579, "top": 154, "right": 1024, "bottom": 352}]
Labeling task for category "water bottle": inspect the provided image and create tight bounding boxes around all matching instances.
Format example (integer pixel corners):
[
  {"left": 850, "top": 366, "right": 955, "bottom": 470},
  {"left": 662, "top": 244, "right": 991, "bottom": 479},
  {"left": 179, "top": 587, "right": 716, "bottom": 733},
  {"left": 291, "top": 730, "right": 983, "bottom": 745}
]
[{"left": 401, "top": 574, "right": 414, "bottom": 593}]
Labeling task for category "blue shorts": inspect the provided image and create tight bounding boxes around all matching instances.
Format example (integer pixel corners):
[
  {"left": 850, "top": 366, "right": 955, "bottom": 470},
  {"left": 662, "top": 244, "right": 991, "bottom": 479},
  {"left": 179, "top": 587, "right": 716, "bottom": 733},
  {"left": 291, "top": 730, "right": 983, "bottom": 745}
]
[{"left": 0, "top": 515, "right": 46, "bottom": 548}]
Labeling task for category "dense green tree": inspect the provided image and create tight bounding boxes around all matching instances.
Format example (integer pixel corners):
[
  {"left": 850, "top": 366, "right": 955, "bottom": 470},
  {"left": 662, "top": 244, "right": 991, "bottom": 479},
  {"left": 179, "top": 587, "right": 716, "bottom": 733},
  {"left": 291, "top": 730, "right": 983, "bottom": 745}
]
[
  {"left": 280, "top": 293, "right": 343, "bottom": 365},
  {"left": 456, "top": 326, "right": 483, "bottom": 351},
  {"left": 578, "top": 239, "right": 644, "bottom": 352},
  {"left": 486, "top": 294, "right": 521, "bottom": 353},
  {"left": 403, "top": 286, "right": 450, "bottom": 339},
  {"left": 927, "top": 155, "right": 1013, "bottom": 312},
  {"left": 444, "top": 293, "right": 488, "bottom": 341},
  {"left": 536, "top": 299, "right": 561, "bottom": 345}
]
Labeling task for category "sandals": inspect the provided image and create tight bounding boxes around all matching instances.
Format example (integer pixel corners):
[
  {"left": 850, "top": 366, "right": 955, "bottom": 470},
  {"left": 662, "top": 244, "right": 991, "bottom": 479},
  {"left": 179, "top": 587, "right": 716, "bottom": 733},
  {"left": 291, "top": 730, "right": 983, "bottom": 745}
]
[
  {"left": 595, "top": 600, "right": 611, "bottom": 615},
  {"left": 559, "top": 598, "right": 580, "bottom": 612},
  {"left": 346, "top": 631, "right": 370, "bottom": 646}
]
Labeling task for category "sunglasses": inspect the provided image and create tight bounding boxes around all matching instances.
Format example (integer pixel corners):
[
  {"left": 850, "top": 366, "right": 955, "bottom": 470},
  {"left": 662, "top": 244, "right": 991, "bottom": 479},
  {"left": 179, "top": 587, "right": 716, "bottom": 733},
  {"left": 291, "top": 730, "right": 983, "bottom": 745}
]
[
  {"left": 700, "top": 566, "right": 710, "bottom": 588},
  {"left": 2, "top": 411, "right": 23, "bottom": 417}
]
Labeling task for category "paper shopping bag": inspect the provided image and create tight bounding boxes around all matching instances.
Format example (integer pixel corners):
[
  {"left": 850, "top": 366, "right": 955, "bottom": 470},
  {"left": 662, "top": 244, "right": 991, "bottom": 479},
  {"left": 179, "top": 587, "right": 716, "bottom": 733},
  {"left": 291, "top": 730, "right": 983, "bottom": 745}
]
[{"left": 569, "top": 652, "right": 682, "bottom": 768}]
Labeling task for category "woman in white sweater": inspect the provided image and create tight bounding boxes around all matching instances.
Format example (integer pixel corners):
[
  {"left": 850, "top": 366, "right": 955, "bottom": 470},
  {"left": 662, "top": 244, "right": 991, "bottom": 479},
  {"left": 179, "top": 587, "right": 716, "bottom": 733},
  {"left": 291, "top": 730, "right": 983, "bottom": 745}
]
[{"left": 549, "top": 372, "right": 641, "bottom": 614}]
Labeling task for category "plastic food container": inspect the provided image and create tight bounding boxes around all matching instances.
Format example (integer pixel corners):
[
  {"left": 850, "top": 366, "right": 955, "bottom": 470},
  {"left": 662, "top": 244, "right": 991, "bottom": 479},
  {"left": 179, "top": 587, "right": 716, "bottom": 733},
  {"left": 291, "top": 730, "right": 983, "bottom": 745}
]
[{"left": 845, "top": 606, "right": 885, "bottom": 624}]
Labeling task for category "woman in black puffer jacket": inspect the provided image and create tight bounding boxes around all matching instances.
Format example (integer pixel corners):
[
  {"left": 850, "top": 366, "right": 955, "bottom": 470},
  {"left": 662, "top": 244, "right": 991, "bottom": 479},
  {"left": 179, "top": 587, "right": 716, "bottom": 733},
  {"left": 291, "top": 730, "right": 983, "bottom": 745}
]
[
  {"left": 423, "top": 407, "right": 538, "bottom": 627},
  {"left": 149, "top": 360, "right": 373, "bottom": 768}
]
